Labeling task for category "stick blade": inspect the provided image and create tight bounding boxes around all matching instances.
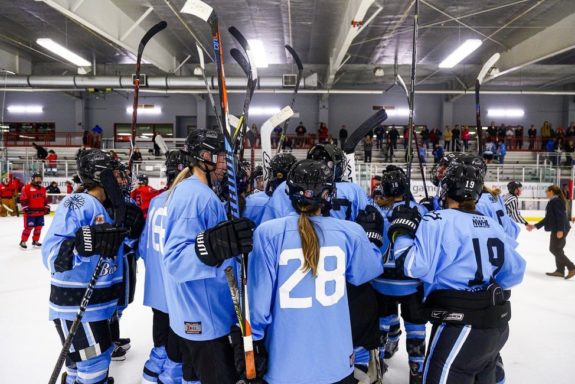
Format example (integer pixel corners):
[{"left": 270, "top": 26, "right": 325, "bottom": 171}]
[
  {"left": 477, "top": 53, "right": 501, "bottom": 85},
  {"left": 343, "top": 109, "right": 388, "bottom": 154},
  {"left": 228, "top": 26, "right": 250, "bottom": 52},
  {"left": 138, "top": 21, "right": 167, "bottom": 55},
  {"left": 263, "top": 106, "right": 294, "bottom": 131},
  {"left": 285, "top": 45, "right": 303, "bottom": 71},
  {"left": 154, "top": 134, "right": 169, "bottom": 155},
  {"left": 181, "top": 0, "right": 214, "bottom": 22},
  {"left": 231, "top": 48, "right": 250, "bottom": 77}
]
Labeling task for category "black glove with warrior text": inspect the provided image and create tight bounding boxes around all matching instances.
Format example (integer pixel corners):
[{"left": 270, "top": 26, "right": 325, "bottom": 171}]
[
  {"left": 355, "top": 205, "right": 384, "bottom": 247},
  {"left": 230, "top": 325, "right": 268, "bottom": 380},
  {"left": 387, "top": 204, "right": 422, "bottom": 242},
  {"left": 419, "top": 197, "right": 435, "bottom": 212},
  {"left": 124, "top": 203, "right": 145, "bottom": 239},
  {"left": 195, "top": 218, "right": 255, "bottom": 267},
  {"left": 74, "top": 224, "right": 128, "bottom": 258}
]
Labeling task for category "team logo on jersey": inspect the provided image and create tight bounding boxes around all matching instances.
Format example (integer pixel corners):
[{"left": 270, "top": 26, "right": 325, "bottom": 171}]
[
  {"left": 423, "top": 211, "right": 442, "bottom": 221},
  {"left": 98, "top": 261, "right": 117, "bottom": 276},
  {"left": 185, "top": 322, "right": 202, "bottom": 335},
  {"left": 63, "top": 195, "right": 85, "bottom": 210},
  {"left": 95, "top": 215, "right": 105, "bottom": 224},
  {"left": 472, "top": 217, "right": 490, "bottom": 228}
]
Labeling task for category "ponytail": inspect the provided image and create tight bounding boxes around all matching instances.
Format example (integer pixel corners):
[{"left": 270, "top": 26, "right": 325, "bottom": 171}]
[
  {"left": 483, "top": 185, "right": 500, "bottom": 198},
  {"left": 459, "top": 198, "right": 477, "bottom": 212},
  {"left": 376, "top": 196, "right": 396, "bottom": 208},
  {"left": 547, "top": 185, "right": 567, "bottom": 209},
  {"left": 297, "top": 204, "right": 321, "bottom": 277}
]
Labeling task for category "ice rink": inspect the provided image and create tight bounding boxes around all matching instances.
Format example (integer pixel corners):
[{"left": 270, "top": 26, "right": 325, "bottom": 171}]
[{"left": 1, "top": 214, "right": 574, "bottom": 384}]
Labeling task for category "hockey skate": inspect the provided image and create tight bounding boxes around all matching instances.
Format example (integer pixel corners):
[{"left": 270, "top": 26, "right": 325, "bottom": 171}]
[
  {"left": 111, "top": 345, "right": 127, "bottom": 361},
  {"left": 114, "top": 337, "right": 131, "bottom": 351},
  {"left": 32, "top": 240, "right": 42, "bottom": 248},
  {"left": 384, "top": 339, "right": 399, "bottom": 359},
  {"left": 409, "top": 362, "right": 423, "bottom": 384},
  {"left": 19, "top": 241, "right": 27, "bottom": 250}
]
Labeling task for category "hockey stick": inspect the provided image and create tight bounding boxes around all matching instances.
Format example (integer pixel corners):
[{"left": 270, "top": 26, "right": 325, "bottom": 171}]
[
  {"left": 196, "top": 43, "right": 224, "bottom": 132},
  {"left": 48, "top": 170, "right": 127, "bottom": 384},
  {"left": 342, "top": 109, "right": 388, "bottom": 183},
  {"left": 260, "top": 106, "right": 295, "bottom": 179},
  {"left": 181, "top": 1, "right": 256, "bottom": 379},
  {"left": 2, "top": 202, "right": 13, "bottom": 213},
  {"left": 154, "top": 134, "right": 169, "bottom": 155},
  {"left": 475, "top": 53, "right": 500, "bottom": 156},
  {"left": 225, "top": 266, "right": 244, "bottom": 334},
  {"left": 276, "top": 45, "right": 303, "bottom": 154},
  {"left": 129, "top": 21, "right": 168, "bottom": 173},
  {"left": 397, "top": 74, "right": 429, "bottom": 200}
]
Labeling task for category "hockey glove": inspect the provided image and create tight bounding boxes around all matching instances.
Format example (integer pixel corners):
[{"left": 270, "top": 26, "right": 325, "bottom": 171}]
[
  {"left": 75, "top": 224, "right": 128, "bottom": 258},
  {"left": 230, "top": 325, "right": 268, "bottom": 380},
  {"left": 44, "top": 205, "right": 51, "bottom": 215},
  {"left": 195, "top": 218, "right": 255, "bottom": 267},
  {"left": 124, "top": 203, "right": 145, "bottom": 239},
  {"left": 419, "top": 197, "right": 435, "bottom": 212},
  {"left": 355, "top": 205, "right": 384, "bottom": 247},
  {"left": 388, "top": 205, "right": 421, "bottom": 242}
]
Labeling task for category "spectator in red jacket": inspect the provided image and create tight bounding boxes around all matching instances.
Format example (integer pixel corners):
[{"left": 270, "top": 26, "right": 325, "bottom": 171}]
[
  {"left": 130, "top": 174, "right": 159, "bottom": 218},
  {"left": 19, "top": 173, "right": 49, "bottom": 249},
  {"left": 0, "top": 177, "right": 17, "bottom": 217},
  {"left": 45, "top": 149, "right": 58, "bottom": 176},
  {"left": 462, "top": 125, "right": 471, "bottom": 152},
  {"left": 318, "top": 122, "right": 329, "bottom": 144}
]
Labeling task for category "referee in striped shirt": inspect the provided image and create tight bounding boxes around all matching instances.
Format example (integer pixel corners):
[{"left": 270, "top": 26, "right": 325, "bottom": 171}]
[{"left": 504, "top": 181, "right": 533, "bottom": 229}]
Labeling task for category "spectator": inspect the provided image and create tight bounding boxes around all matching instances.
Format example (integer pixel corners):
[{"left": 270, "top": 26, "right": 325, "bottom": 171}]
[
  {"left": 384, "top": 134, "right": 394, "bottom": 162},
  {"left": 557, "top": 126, "right": 565, "bottom": 139},
  {"left": 497, "top": 140, "right": 507, "bottom": 164},
  {"left": 432, "top": 143, "right": 444, "bottom": 164},
  {"left": 76, "top": 145, "right": 87, "bottom": 160},
  {"left": 91, "top": 125, "right": 103, "bottom": 148},
  {"left": 515, "top": 125, "right": 524, "bottom": 149},
  {"left": 505, "top": 126, "right": 514, "bottom": 149},
  {"left": 541, "top": 121, "right": 551, "bottom": 150},
  {"left": 271, "top": 125, "right": 282, "bottom": 149},
  {"left": 65, "top": 180, "right": 73, "bottom": 194},
  {"left": 528, "top": 185, "right": 574, "bottom": 279},
  {"left": 318, "top": 122, "right": 329, "bottom": 144},
  {"left": 82, "top": 129, "right": 90, "bottom": 146},
  {"left": 566, "top": 123, "right": 574, "bottom": 138},
  {"left": 487, "top": 121, "right": 497, "bottom": 142},
  {"left": 528, "top": 124, "right": 537, "bottom": 150},
  {"left": 483, "top": 138, "right": 495, "bottom": 163},
  {"left": 418, "top": 145, "right": 426, "bottom": 163},
  {"left": 295, "top": 121, "right": 307, "bottom": 148},
  {"left": 32, "top": 143, "right": 48, "bottom": 160},
  {"left": 109, "top": 150, "right": 120, "bottom": 161},
  {"left": 451, "top": 125, "right": 461, "bottom": 151},
  {"left": 402, "top": 128, "right": 409, "bottom": 149},
  {"left": 420, "top": 126, "right": 430, "bottom": 149},
  {"left": 430, "top": 127, "right": 441, "bottom": 146},
  {"left": 462, "top": 125, "right": 471, "bottom": 152},
  {"left": 45, "top": 149, "right": 58, "bottom": 176},
  {"left": 151, "top": 132, "right": 161, "bottom": 156},
  {"left": 131, "top": 147, "right": 143, "bottom": 164},
  {"left": 497, "top": 124, "right": 506, "bottom": 143},
  {"left": 389, "top": 126, "right": 399, "bottom": 149},
  {"left": 245, "top": 124, "right": 259, "bottom": 148},
  {"left": 443, "top": 126, "right": 452, "bottom": 151},
  {"left": 373, "top": 125, "right": 384, "bottom": 150},
  {"left": 339, "top": 125, "right": 348, "bottom": 149},
  {"left": 47, "top": 181, "right": 61, "bottom": 194},
  {"left": 0, "top": 177, "right": 17, "bottom": 217},
  {"left": 564, "top": 140, "right": 574, "bottom": 166},
  {"left": 363, "top": 134, "right": 373, "bottom": 163}
]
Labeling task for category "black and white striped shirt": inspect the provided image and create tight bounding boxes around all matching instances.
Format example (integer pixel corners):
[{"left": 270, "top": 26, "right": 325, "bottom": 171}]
[{"left": 504, "top": 193, "right": 528, "bottom": 225}]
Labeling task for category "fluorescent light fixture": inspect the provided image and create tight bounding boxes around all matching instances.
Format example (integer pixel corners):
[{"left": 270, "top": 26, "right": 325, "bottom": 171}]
[
  {"left": 487, "top": 108, "right": 524, "bottom": 118},
  {"left": 385, "top": 108, "right": 410, "bottom": 117},
  {"left": 126, "top": 106, "right": 162, "bottom": 115},
  {"left": 249, "top": 106, "right": 280, "bottom": 115},
  {"left": 7, "top": 105, "right": 43, "bottom": 114},
  {"left": 439, "top": 39, "right": 482, "bottom": 69},
  {"left": 247, "top": 39, "right": 269, "bottom": 68},
  {"left": 36, "top": 38, "right": 91, "bottom": 67}
]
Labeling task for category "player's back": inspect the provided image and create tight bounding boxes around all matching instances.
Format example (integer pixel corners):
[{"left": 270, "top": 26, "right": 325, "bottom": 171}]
[
  {"left": 243, "top": 191, "right": 269, "bottom": 226},
  {"left": 477, "top": 191, "right": 520, "bottom": 239}
]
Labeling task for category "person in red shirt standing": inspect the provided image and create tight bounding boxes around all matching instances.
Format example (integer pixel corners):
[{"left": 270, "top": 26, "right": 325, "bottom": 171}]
[
  {"left": 0, "top": 177, "right": 17, "bottom": 217},
  {"left": 130, "top": 174, "right": 158, "bottom": 218},
  {"left": 19, "top": 173, "right": 49, "bottom": 249},
  {"left": 45, "top": 149, "right": 58, "bottom": 176}
]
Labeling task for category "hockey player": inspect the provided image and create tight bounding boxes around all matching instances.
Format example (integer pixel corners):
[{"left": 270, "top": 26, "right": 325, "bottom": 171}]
[
  {"left": 504, "top": 181, "right": 532, "bottom": 229},
  {"left": 42, "top": 149, "right": 137, "bottom": 384},
  {"left": 130, "top": 174, "right": 159, "bottom": 218},
  {"left": 251, "top": 165, "right": 265, "bottom": 192},
  {"left": 0, "top": 176, "right": 17, "bottom": 216},
  {"left": 388, "top": 162, "right": 526, "bottom": 383},
  {"left": 19, "top": 173, "right": 49, "bottom": 249},
  {"left": 141, "top": 150, "right": 189, "bottom": 384},
  {"left": 162, "top": 128, "right": 254, "bottom": 384},
  {"left": 239, "top": 159, "right": 384, "bottom": 384},
  {"left": 261, "top": 144, "right": 369, "bottom": 222},
  {"left": 244, "top": 153, "right": 296, "bottom": 226},
  {"left": 371, "top": 165, "right": 428, "bottom": 384}
]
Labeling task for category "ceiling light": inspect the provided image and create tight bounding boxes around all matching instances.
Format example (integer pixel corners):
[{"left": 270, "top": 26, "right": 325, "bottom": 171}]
[
  {"left": 374, "top": 68, "right": 384, "bottom": 77},
  {"left": 439, "top": 39, "right": 482, "bottom": 69},
  {"left": 7, "top": 105, "right": 43, "bottom": 114},
  {"left": 36, "top": 38, "right": 92, "bottom": 67},
  {"left": 249, "top": 107, "right": 280, "bottom": 115},
  {"left": 487, "top": 109, "right": 524, "bottom": 118},
  {"left": 126, "top": 106, "right": 162, "bottom": 115},
  {"left": 247, "top": 39, "right": 269, "bottom": 68},
  {"left": 385, "top": 108, "right": 410, "bottom": 117}
]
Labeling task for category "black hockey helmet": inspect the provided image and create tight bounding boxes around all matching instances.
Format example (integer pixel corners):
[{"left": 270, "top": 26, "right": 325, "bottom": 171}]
[
  {"left": 76, "top": 149, "right": 115, "bottom": 186},
  {"left": 286, "top": 159, "right": 335, "bottom": 211},
  {"left": 237, "top": 160, "right": 251, "bottom": 195},
  {"left": 31, "top": 172, "right": 42, "bottom": 186},
  {"left": 307, "top": 143, "right": 347, "bottom": 182},
  {"left": 440, "top": 162, "right": 484, "bottom": 203},
  {"left": 137, "top": 174, "right": 149, "bottom": 184},
  {"left": 165, "top": 150, "right": 186, "bottom": 185},
  {"left": 31, "top": 172, "right": 42, "bottom": 180},
  {"left": 381, "top": 165, "right": 408, "bottom": 197},
  {"left": 431, "top": 152, "right": 461, "bottom": 186},
  {"left": 182, "top": 128, "right": 224, "bottom": 166},
  {"left": 268, "top": 153, "right": 297, "bottom": 181},
  {"left": 507, "top": 181, "right": 522, "bottom": 195},
  {"left": 456, "top": 154, "right": 487, "bottom": 179}
]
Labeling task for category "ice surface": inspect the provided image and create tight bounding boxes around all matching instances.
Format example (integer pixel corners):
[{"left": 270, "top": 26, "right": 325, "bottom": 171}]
[{"left": 0, "top": 215, "right": 574, "bottom": 383}]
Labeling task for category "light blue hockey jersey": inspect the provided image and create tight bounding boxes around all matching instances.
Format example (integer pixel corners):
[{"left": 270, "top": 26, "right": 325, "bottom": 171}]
[
  {"left": 42, "top": 193, "right": 124, "bottom": 322},
  {"left": 243, "top": 191, "right": 269, "bottom": 226},
  {"left": 249, "top": 215, "right": 384, "bottom": 384},
  {"left": 260, "top": 181, "right": 369, "bottom": 222},
  {"left": 371, "top": 200, "right": 427, "bottom": 297},
  {"left": 162, "top": 176, "right": 236, "bottom": 341},
  {"left": 477, "top": 192, "right": 520, "bottom": 239},
  {"left": 140, "top": 191, "right": 169, "bottom": 313},
  {"left": 395, "top": 209, "right": 526, "bottom": 299}
]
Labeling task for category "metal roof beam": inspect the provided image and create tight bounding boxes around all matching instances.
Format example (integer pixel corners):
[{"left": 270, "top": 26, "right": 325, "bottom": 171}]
[
  {"left": 485, "top": 11, "right": 575, "bottom": 83},
  {"left": 36, "top": 0, "right": 177, "bottom": 73}
]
